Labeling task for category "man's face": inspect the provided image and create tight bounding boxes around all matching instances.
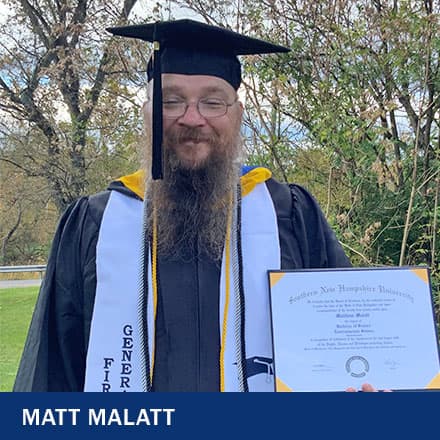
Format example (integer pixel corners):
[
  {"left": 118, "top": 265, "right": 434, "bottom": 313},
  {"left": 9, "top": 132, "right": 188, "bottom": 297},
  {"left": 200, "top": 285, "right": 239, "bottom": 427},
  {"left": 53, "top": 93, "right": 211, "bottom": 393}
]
[
  {"left": 144, "top": 74, "right": 243, "bottom": 260},
  {"left": 148, "top": 73, "right": 243, "bottom": 170}
]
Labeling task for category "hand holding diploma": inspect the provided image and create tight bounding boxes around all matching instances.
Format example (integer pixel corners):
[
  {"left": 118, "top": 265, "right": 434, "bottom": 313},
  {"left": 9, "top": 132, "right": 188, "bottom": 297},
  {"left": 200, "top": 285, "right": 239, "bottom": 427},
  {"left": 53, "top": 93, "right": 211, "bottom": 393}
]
[
  {"left": 269, "top": 267, "right": 440, "bottom": 392},
  {"left": 345, "top": 383, "right": 392, "bottom": 392}
]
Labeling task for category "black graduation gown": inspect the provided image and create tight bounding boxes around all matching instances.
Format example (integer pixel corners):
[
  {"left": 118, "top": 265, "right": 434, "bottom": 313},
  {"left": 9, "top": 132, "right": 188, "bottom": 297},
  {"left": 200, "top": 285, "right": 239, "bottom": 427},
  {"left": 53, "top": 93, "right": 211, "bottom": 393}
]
[{"left": 13, "top": 177, "right": 350, "bottom": 391}]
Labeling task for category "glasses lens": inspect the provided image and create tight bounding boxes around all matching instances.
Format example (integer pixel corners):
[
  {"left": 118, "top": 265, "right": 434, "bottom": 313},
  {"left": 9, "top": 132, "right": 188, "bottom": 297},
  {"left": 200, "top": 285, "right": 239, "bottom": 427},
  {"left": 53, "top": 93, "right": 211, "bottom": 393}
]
[
  {"left": 162, "top": 98, "right": 230, "bottom": 118},
  {"left": 199, "top": 99, "right": 227, "bottom": 118},
  {"left": 163, "top": 100, "right": 186, "bottom": 118}
]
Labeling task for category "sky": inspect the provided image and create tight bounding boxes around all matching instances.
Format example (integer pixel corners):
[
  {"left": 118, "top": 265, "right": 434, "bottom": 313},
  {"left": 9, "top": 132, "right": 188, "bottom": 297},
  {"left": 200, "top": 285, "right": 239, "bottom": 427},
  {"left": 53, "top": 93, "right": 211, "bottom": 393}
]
[
  {"left": 0, "top": 2, "right": 11, "bottom": 23},
  {"left": 0, "top": 1, "right": 197, "bottom": 24},
  {"left": 131, "top": 0, "right": 197, "bottom": 20}
]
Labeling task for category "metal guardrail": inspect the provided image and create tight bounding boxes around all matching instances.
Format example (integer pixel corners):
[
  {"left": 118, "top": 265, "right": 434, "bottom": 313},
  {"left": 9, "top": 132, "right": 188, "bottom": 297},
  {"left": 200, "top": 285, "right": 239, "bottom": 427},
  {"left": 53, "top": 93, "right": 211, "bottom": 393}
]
[{"left": 0, "top": 265, "right": 47, "bottom": 278}]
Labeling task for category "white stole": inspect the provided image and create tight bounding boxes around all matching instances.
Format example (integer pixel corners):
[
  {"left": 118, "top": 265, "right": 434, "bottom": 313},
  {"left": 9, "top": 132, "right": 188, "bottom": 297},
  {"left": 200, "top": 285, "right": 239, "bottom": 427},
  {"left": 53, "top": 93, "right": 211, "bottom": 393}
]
[{"left": 85, "top": 181, "right": 280, "bottom": 391}]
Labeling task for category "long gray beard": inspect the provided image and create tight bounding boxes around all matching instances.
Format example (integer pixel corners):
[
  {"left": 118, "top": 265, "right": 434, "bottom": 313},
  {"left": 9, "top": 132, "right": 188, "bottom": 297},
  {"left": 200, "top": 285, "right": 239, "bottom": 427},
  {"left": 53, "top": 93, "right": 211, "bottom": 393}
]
[{"left": 147, "top": 147, "right": 240, "bottom": 262}]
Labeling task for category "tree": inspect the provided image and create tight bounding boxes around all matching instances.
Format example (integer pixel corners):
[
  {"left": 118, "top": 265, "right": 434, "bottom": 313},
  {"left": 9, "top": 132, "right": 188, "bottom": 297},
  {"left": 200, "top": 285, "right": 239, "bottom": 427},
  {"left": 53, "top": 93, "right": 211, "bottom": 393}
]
[
  {"left": 0, "top": 0, "right": 141, "bottom": 213},
  {"left": 0, "top": 132, "right": 57, "bottom": 264},
  {"left": 173, "top": 0, "right": 440, "bottom": 319},
  {"left": 0, "top": 0, "right": 160, "bottom": 264}
]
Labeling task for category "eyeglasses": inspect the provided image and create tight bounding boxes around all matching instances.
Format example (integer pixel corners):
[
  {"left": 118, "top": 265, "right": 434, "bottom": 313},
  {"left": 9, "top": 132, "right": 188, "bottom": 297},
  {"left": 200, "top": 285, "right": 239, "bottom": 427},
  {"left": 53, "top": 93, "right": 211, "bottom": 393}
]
[{"left": 162, "top": 97, "right": 238, "bottom": 119}]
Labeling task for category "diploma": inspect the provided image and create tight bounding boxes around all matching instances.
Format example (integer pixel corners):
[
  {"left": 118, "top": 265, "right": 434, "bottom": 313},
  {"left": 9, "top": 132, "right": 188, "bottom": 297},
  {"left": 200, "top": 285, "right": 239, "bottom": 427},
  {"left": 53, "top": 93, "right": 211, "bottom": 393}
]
[{"left": 268, "top": 267, "right": 440, "bottom": 392}]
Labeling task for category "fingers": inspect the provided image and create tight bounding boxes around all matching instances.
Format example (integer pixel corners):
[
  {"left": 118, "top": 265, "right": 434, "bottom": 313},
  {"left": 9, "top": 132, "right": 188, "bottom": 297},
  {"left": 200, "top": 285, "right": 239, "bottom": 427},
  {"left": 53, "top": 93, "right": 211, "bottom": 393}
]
[
  {"left": 345, "top": 383, "right": 392, "bottom": 392},
  {"left": 344, "top": 383, "right": 376, "bottom": 392},
  {"left": 361, "top": 383, "right": 376, "bottom": 392}
]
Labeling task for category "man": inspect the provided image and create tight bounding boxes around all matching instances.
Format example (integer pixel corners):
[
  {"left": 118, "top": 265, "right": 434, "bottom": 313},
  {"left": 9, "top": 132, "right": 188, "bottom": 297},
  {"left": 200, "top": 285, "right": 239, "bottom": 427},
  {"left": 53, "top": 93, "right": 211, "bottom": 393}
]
[{"left": 14, "top": 20, "right": 351, "bottom": 392}]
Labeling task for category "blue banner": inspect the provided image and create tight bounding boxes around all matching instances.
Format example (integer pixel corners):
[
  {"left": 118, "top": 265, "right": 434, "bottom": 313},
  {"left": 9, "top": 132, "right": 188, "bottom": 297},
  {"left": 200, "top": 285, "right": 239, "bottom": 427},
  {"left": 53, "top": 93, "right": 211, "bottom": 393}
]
[{"left": 1, "top": 392, "right": 438, "bottom": 439}]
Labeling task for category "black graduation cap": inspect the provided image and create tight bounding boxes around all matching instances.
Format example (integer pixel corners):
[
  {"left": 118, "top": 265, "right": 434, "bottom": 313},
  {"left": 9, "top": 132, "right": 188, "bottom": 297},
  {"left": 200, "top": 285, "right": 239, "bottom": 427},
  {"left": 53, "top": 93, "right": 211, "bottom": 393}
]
[{"left": 107, "top": 19, "right": 290, "bottom": 180}]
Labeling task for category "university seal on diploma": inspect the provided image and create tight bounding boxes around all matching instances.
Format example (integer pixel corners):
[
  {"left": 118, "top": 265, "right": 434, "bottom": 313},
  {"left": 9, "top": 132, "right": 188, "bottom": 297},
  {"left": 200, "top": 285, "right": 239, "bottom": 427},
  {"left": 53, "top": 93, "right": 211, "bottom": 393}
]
[{"left": 268, "top": 267, "right": 440, "bottom": 392}]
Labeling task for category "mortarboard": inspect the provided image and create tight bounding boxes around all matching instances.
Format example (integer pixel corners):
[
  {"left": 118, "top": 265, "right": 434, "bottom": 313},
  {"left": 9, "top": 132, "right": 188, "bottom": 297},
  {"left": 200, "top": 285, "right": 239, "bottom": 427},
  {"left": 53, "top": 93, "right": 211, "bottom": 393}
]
[{"left": 107, "top": 19, "right": 290, "bottom": 179}]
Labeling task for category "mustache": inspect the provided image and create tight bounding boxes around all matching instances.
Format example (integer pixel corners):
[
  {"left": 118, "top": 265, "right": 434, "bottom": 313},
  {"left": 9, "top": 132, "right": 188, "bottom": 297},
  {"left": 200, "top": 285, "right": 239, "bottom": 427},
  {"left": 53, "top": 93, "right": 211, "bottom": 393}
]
[{"left": 164, "top": 127, "right": 219, "bottom": 145}]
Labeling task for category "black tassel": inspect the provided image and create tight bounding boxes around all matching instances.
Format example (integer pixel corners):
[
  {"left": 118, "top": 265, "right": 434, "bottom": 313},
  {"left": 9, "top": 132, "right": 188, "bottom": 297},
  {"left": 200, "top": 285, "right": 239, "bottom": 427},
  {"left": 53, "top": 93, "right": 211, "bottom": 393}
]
[{"left": 151, "top": 28, "right": 163, "bottom": 180}]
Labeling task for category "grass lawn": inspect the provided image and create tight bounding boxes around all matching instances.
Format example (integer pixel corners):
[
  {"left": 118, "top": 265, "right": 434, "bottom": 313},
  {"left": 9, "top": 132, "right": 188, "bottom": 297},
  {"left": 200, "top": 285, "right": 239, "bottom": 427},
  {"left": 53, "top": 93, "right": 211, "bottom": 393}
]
[{"left": 0, "top": 286, "right": 38, "bottom": 392}]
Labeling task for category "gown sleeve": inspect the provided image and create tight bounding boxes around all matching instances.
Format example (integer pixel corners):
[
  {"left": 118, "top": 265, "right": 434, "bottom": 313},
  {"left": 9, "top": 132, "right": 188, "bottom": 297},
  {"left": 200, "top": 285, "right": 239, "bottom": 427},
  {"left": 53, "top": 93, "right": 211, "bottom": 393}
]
[
  {"left": 13, "top": 195, "right": 103, "bottom": 391},
  {"left": 288, "top": 183, "right": 351, "bottom": 268}
]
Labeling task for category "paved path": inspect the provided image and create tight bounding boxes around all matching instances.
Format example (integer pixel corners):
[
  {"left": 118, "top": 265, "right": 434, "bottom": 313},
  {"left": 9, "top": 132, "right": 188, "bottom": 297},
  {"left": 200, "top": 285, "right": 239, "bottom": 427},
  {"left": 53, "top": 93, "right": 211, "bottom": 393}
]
[{"left": 0, "top": 279, "right": 42, "bottom": 289}]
